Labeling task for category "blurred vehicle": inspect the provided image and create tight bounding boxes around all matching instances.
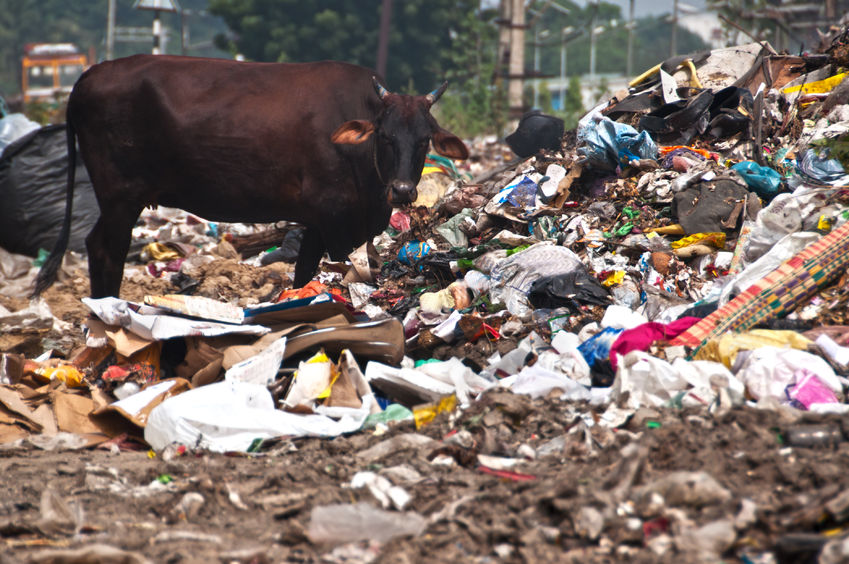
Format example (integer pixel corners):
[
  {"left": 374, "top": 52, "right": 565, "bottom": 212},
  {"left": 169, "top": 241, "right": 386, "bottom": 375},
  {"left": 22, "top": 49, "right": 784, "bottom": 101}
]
[{"left": 22, "top": 43, "right": 88, "bottom": 103}]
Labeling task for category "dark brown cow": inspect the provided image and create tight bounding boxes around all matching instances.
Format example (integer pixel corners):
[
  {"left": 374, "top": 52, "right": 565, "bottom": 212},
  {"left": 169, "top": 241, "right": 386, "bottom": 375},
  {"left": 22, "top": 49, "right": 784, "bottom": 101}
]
[{"left": 33, "top": 55, "right": 468, "bottom": 298}]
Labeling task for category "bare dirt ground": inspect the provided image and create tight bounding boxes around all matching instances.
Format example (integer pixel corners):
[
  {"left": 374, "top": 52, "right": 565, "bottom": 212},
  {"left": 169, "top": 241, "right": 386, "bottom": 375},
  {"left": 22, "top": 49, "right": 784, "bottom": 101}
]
[
  {"left": 3, "top": 383, "right": 849, "bottom": 563},
  {"left": 3, "top": 265, "right": 849, "bottom": 563}
]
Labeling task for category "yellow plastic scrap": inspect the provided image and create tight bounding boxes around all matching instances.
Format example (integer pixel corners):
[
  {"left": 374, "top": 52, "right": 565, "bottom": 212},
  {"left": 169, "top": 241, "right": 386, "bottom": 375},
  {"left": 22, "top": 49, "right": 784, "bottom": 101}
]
[
  {"left": 694, "top": 330, "right": 813, "bottom": 368},
  {"left": 33, "top": 365, "right": 85, "bottom": 387},
  {"left": 602, "top": 271, "right": 625, "bottom": 287},
  {"left": 141, "top": 242, "right": 182, "bottom": 261},
  {"left": 297, "top": 351, "right": 339, "bottom": 400},
  {"left": 783, "top": 72, "right": 847, "bottom": 95},
  {"left": 629, "top": 58, "right": 702, "bottom": 89},
  {"left": 413, "top": 394, "right": 457, "bottom": 429},
  {"left": 818, "top": 215, "right": 833, "bottom": 233},
  {"left": 670, "top": 232, "right": 726, "bottom": 250}
]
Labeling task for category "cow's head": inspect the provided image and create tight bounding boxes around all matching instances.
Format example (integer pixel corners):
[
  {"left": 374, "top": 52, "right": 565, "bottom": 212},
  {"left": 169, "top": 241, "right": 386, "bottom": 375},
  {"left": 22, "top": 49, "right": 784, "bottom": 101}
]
[{"left": 331, "top": 78, "right": 469, "bottom": 205}]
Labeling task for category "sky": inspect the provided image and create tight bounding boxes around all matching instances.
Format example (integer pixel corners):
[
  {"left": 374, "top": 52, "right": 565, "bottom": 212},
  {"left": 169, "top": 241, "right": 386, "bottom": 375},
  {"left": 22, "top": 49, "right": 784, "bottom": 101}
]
[
  {"left": 506, "top": 0, "right": 710, "bottom": 17},
  {"left": 598, "top": 0, "right": 708, "bottom": 17}
]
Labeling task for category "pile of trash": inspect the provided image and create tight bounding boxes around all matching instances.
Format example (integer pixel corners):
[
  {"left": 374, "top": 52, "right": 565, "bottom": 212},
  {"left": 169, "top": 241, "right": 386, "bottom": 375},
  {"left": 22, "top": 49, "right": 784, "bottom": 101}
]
[{"left": 2, "top": 28, "right": 849, "bottom": 562}]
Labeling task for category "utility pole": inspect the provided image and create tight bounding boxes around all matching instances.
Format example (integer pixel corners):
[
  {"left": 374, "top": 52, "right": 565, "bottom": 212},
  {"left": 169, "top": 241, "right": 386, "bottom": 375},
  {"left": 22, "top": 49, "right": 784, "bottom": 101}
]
[
  {"left": 533, "top": 29, "right": 548, "bottom": 108},
  {"left": 671, "top": 0, "right": 678, "bottom": 57},
  {"left": 106, "top": 0, "right": 116, "bottom": 60},
  {"left": 560, "top": 28, "right": 570, "bottom": 109},
  {"left": 508, "top": 0, "right": 525, "bottom": 120},
  {"left": 626, "top": 0, "right": 634, "bottom": 78},
  {"left": 376, "top": 0, "right": 392, "bottom": 78},
  {"left": 589, "top": 13, "right": 597, "bottom": 91}
]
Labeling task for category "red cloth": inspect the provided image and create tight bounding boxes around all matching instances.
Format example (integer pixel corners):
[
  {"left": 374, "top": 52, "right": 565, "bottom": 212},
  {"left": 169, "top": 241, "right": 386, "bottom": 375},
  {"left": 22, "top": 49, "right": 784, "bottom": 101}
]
[{"left": 609, "top": 317, "right": 702, "bottom": 371}]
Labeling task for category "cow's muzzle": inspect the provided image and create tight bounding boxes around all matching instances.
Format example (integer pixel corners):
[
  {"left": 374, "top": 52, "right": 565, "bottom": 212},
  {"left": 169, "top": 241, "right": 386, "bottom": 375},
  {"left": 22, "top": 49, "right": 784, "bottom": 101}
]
[{"left": 389, "top": 180, "right": 418, "bottom": 205}]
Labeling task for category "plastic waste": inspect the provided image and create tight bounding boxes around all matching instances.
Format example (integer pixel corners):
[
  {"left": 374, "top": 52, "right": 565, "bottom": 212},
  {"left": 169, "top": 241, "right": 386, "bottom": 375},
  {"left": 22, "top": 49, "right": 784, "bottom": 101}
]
[
  {"left": 578, "top": 327, "right": 624, "bottom": 368},
  {"left": 527, "top": 270, "right": 610, "bottom": 310},
  {"left": 610, "top": 350, "right": 689, "bottom": 409},
  {"left": 0, "top": 113, "right": 40, "bottom": 152},
  {"left": 435, "top": 208, "right": 476, "bottom": 248},
  {"left": 506, "top": 364, "right": 591, "bottom": 401},
  {"left": 577, "top": 107, "right": 658, "bottom": 171},
  {"left": 731, "top": 161, "right": 783, "bottom": 199},
  {"left": 259, "top": 227, "right": 303, "bottom": 265},
  {"left": 786, "top": 371, "right": 839, "bottom": 410},
  {"left": 350, "top": 472, "right": 411, "bottom": 510},
  {"left": 307, "top": 502, "right": 426, "bottom": 545},
  {"left": 695, "top": 329, "right": 812, "bottom": 368},
  {"left": 784, "top": 424, "right": 843, "bottom": 447},
  {"left": 397, "top": 240, "right": 431, "bottom": 267},
  {"left": 489, "top": 242, "right": 586, "bottom": 319},
  {"left": 362, "top": 403, "right": 414, "bottom": 428},
  {"left": 795, "top": 148, "right": 849, "bottom": 187},
  {"left": 744, "top": 190, "right": 828, "bottom": 265},
  {"left": 505, "top": 110, "right": 564, "bottom": 158},
  {"left": 636, "top": 470, "right": 732, "bottom": 507},
  {"left": 145, "top": 379, "right": 372, "bottom": 452},
  {"left": 735, "top": 347, "right": 843, "bottom": 404}
]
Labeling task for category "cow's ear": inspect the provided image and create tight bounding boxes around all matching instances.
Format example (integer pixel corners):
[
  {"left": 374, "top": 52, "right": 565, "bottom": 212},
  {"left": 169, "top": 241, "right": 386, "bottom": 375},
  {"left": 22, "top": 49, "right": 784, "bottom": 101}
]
[
  {"left": 431, "top": 128, "right": 469, "bottom": 160},
  {"left": 331, "top": 120, "right": 375, "bottom": 144}
]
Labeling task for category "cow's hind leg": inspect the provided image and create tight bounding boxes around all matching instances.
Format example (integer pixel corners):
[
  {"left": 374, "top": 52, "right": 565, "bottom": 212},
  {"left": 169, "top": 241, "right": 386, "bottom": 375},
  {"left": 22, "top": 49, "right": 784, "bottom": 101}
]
[
  {"left": 86, "top": 207, "right": 141, "bottom": 298},
  {"left": 293, "top": 227, "right": 325, "bottom": 288}
]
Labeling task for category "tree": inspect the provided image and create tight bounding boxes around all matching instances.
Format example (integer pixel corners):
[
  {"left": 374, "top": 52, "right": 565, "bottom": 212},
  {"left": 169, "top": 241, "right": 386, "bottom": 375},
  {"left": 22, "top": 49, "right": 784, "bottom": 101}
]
[
  {"left": 208, "top": 0, "right": 483, "bottom": 95},
  {"left": 561, "top": 74, "right": 584, "bottom": 129},
  {"left": 0, "top": 0, "right": 228, "bottom": 103},
  {"left": 434, "top": 5, "right": 502, "bottom": 138}
]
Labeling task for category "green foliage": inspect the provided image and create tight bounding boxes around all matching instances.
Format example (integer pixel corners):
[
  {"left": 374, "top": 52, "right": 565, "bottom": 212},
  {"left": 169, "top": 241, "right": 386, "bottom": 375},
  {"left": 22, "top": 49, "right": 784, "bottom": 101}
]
[
  {"left": 0, "top": 0, "right": 229, "bottom": 104},
  {"left": 556, "top": 75, "right": 584, "bottom": 130},
  {"left": 432, "top": 6, "right": 502, "bottom": 139},
  {"left": 208, "top": 0, "right": 483, "bottom": 96},
  {"left": 538, "top": 81, "right": 553, "bottom": 114}
]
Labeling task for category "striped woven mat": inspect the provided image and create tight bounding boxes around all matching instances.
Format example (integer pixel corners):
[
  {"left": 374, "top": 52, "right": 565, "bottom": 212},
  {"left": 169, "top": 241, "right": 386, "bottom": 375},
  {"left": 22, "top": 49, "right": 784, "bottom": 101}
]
[{"left": 670, "top": 220, "right": 849, "bottom": 354}]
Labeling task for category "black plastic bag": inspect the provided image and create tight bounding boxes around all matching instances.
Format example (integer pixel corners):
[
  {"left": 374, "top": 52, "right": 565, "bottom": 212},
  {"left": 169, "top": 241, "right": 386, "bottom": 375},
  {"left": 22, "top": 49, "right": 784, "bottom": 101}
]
[
  {"left": 506, "top": 110, "right": 564, "bottom": 158},
  {"left": 528, "top": 271, "right": 611, "bottom": 310},
  {"left": 0, "top": 124, "right": 97, "bottom": 257}
]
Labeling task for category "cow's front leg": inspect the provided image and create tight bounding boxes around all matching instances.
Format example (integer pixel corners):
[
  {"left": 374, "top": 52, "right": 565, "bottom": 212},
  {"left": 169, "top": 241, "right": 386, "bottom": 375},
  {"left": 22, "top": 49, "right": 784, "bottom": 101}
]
[{"left": 293, "top": 227, "right": 325, "bottom": 288}]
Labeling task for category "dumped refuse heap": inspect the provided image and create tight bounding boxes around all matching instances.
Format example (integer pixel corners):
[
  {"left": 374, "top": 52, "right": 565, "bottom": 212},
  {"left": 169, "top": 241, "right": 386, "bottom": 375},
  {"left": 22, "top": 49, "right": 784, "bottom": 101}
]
[{"left": 3, "top": 29, "right": 849, "bottom": 563}]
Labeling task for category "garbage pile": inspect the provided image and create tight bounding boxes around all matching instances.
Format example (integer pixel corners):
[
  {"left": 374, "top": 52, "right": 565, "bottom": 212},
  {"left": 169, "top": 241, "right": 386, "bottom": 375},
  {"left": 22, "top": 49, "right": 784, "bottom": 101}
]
[{"left": 2, "top": 28, "right": 849, "bottom": 562}]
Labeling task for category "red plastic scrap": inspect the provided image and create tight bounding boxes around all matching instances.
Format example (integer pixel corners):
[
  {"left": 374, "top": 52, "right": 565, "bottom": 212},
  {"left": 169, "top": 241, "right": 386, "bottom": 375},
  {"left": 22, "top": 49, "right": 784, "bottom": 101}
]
[
  {"left": 481, "top": 323, "right": 501, "bottom": 340},
  {"left": 643, "top": 516, "right": 670, "bottom": 541},
  {"left": 477, "top": 465, "right": 537, "bottom": 482}
]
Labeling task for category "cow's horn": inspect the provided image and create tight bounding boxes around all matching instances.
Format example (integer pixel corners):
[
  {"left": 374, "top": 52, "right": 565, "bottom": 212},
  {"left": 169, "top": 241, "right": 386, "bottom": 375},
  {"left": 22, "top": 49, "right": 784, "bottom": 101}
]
[
  {"left": 425, "top": 81, "right": 449, "bottom": 106},
  {"left": 373, "top": 77, "right": 389, "bottom": 100}
]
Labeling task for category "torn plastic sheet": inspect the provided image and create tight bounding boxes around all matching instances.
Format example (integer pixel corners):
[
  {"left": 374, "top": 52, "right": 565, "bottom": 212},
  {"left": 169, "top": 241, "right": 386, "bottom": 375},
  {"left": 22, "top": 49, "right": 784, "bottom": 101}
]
[
  {"left": 505, "top": 364, "right": 591, "bottom": 401},
  {"left": 577, "top": 107, "right": 658, "bottom": 172},
  {"left": 144, "top": 380, "right": 373, "bottom": 452},
  {"left": 83, "top": 297, "right": 270, "bottom": 341},
  {"left": 489, "top": 242, "right": 586, "bottom": 318}
]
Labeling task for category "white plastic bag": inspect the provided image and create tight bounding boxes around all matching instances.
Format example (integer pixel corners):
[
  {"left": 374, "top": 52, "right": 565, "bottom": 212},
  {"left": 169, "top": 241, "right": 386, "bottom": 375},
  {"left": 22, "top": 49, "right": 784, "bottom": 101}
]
[{"left": 145, "top": 380, "right": 371, "bottom": 452}]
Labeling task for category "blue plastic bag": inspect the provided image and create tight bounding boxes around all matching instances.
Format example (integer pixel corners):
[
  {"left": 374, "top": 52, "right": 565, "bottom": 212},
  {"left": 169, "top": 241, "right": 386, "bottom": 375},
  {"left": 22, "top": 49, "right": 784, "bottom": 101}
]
[
  {"left": 577, "top": 111, "right": 658, "bottom": 172},
  {"left": 398, "top": 240, "right": 431, "bottom": 267},
  {"left": 577, "top": 327, "right": 624, "bottom": 368},
  {"left": 731, "top": 161, "right": 782, "bottom": 199},
  {"left": 795, "top": 148, "right": 849, "bottom": 186}
]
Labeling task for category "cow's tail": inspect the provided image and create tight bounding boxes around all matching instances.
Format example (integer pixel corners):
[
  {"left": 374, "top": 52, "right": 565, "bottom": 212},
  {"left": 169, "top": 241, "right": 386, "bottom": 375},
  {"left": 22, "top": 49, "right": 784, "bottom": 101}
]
[{"left": 31, "top": 121, "right": 77, "bottom": 298}]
